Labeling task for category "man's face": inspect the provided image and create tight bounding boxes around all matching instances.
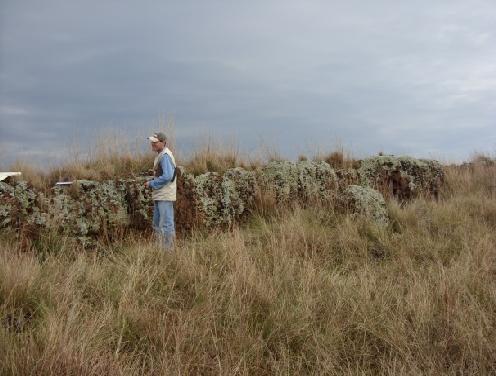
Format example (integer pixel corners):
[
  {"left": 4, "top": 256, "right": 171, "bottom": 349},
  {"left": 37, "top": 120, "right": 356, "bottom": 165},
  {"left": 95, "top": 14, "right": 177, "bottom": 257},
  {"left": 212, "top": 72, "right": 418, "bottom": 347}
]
[{"left": 150, "top": 141, "right": 165, "bottom": 152}]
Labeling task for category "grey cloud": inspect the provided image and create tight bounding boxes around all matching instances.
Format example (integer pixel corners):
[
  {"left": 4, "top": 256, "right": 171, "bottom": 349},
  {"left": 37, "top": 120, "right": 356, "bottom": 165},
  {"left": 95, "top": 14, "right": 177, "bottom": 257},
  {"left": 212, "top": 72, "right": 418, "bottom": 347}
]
[{"left": 1, "top": 0, "right": 496, "bottom": 169}]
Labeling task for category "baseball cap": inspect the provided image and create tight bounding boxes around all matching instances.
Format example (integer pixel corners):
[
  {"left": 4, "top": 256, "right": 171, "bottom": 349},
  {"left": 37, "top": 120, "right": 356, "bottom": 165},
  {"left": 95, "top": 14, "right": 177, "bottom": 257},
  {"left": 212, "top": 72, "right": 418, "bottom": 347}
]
[{"left": 147, "top": 132, "right": 167, "bottom": 143}]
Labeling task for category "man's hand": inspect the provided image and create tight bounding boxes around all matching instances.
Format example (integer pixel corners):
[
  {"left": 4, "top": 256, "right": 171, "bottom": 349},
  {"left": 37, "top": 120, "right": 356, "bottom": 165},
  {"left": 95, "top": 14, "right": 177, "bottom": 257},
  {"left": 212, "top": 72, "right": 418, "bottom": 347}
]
[{"left": 144, "top": 181, "right": 151, "bottom": 189}]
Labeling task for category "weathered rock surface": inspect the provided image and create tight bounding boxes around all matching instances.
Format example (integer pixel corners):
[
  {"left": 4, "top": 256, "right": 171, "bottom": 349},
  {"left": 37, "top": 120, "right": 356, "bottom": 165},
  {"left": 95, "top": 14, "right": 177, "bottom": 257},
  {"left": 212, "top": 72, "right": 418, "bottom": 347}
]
[
  {"left": 357, "top": 156, "right": 444, "bottom": 200},
  {"left": 0, "top": 156, "right": 444, "bottom": 243},
  {"left": 259, "top": 161, "right": 338, "bottom": 203},
  {"left": 0, "top": 181, "right": 46, "bottom": 229},
  {"left": 341, "top": 185, "right": 389, "bottom": 226}
]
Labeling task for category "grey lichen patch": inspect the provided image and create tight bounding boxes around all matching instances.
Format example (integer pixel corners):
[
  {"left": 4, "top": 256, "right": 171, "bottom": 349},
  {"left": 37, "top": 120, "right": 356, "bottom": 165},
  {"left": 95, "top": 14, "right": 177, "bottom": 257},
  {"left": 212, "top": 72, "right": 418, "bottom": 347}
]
[
  {"left": 297, "top": 160, "right": 338, "bottom": 201},
  {"left": 343, "top": 185, "right": 389, "bottom": 226},
  {"left": 49, "top": 188, "right": 81, "bottom": 234},
  {"left": 193, "top": 172, "right": 224, "bottom": 227},
  {"left": 0, "top": 180, "right": 47, "bottom": 229},
  {"left": 175, "top": 167, "right": 199, "bottom": 232},
  {"left": 335, "top": 168, "right": 360, "bottom": 189},
  {"left": 220, "top": 168, "right": 257, "bottom": 226},
  {"left": 0, "top": 204, "right": 11, "bottom": 227},
  {"left": 0, "top": 182, "right": 14, "bottom": 227},
  {"left": 358, "top": 156, "right": 444, "bottom": 199},
  {"left": 260, "top": 161, "right": 300, "bottom": 203},
  {"left": 176, "top": 166, "right": 275, "bottom": 228},
  {"left": 181, "top": 167, "right": 257, "bottom": 228},
  {"left": 0, "top": 155, "right": 445, "bottom": 243},
  {"left": 2, "top": 179, "right": 136, "bottom": 241},
  {"left": 260, "top": 161, "right": 338, "bottom": 204},
  {"left": 63, "top": 179, "right": 133, "bottom": 236},
  {"left": 123, "top": 176, "right": 153, "bottom": 228}
]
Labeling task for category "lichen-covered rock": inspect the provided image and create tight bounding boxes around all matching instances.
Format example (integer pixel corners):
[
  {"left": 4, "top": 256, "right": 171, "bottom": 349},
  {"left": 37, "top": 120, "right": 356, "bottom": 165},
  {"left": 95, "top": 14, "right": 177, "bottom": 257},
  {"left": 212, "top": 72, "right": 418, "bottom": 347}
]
[
  {"left": 1, "top": 178, "right": 145, "bottom": 243},
  {"left": 48, "top": 179, "right": 129, "bottom": 237},
  {"left": 342, "top": 185, "right": 389, "bottom": 226},
  {"left": 0, "top": 181, "right": 16, "bottom": 228},
  {"left": 0, "top": 155, "right": 444, "bottom": 244},
  {"left": 335, "top": 168, "right": 360, "bottom": 189},
  {"left": 358, "top": 156, "right": 444, "bottom": 199},
  {"left": 260, "top": 161, "right": 299, "bottom": 203},
  {"left": 77, "top": 180, "right": 129, "bottom": 232},
  {"left": 122, "top": 177, "right": 153, "bottom": 229},
  {"left": 193, "top": 172, "right": 224, "bottom": 227},
  {"left": 0, "top": 181, "right": 47, "bottom": 229},
  {"left": 49, "top": 186, "right": 81, "bottom": 234},
  {"left": 176, "top": 167, "right": 258, "bottom": 229},
  {"left": 297, "top": 161, "right": 338, "bottom": 201},
  {"left": 175, "top": 167, "right": 200, "bottom": 232},
  {"left": 260, "top": 161, "right": 338, "bottom": 203},
  {"left": 220, "top": 168, "right": 257, "bottom": 226}
]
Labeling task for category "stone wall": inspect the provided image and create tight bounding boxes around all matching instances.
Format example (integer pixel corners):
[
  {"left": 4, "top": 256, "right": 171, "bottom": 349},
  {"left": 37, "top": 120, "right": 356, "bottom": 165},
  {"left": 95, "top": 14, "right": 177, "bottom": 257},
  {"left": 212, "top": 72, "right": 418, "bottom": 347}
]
[{"left": 0, "top": 156, "right": 444, "bottom": 244}]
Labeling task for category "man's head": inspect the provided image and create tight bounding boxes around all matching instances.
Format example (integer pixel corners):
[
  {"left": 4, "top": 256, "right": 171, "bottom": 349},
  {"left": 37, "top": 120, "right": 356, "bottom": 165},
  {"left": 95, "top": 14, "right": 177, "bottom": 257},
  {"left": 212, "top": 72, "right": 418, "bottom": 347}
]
[{"left": 147, "top": 132, "right": 167, "bottom": 152}]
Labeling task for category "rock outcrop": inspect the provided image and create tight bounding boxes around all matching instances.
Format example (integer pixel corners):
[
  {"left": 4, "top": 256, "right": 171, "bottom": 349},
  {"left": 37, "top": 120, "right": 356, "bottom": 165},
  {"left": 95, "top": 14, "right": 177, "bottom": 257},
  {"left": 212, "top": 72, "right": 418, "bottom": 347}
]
[
  {"left": 0, "top": 156, "right": 445, "bottom": 244},
  {"left": 357, "top": 156, "right": 444, "bottom": 200}
]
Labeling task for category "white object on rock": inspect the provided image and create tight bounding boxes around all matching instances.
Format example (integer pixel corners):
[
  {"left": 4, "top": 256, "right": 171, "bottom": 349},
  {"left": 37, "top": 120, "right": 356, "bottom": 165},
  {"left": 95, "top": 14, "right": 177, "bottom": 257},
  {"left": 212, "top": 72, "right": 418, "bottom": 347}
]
[{"left": 0, "top": 172, "right": 22, "bottom": 181}]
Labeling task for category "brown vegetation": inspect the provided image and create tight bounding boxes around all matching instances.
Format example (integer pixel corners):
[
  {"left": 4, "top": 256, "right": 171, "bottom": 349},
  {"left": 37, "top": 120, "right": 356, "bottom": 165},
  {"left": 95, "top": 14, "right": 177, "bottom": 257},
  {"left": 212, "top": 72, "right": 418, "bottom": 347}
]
[{"left": 1, "top": 150, "right": 495, "bottom": 375}]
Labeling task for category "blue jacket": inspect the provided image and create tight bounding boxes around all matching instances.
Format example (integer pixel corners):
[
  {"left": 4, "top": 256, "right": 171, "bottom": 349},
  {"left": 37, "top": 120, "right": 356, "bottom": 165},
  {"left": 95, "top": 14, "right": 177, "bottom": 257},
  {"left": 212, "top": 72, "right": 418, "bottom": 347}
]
[{"left": 149, "top": 154, "right": 175, "bottom": 190}]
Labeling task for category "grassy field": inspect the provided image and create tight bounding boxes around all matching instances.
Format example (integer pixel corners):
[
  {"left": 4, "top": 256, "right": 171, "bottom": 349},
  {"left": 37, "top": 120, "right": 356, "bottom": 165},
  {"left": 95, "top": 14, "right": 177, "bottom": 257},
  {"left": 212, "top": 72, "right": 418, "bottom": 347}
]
[{"left": 1, "top": 154, "right": 495, "bottom": 375}]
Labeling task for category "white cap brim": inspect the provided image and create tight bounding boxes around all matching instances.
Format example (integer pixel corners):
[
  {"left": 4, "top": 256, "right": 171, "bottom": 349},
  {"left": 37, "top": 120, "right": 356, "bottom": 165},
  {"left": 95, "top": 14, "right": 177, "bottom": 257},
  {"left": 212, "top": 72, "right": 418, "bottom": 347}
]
[{"left": 148, "top": 136, "right": 160, "bottom": 142}]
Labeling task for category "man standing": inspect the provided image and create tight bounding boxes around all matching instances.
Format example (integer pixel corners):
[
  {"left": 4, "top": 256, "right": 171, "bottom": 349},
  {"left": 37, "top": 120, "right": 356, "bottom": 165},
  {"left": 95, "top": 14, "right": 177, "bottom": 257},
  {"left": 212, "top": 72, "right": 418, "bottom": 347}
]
[{"left": 145, "top": 132, "right": 177, "bottom": 250}]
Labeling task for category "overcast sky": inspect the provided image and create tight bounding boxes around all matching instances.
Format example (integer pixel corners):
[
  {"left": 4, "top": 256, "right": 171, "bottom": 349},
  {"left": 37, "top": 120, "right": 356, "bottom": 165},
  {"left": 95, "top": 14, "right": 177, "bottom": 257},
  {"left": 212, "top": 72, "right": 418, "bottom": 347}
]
[{"left": 1, "top": 0, "right": 495, "bottom": 168}]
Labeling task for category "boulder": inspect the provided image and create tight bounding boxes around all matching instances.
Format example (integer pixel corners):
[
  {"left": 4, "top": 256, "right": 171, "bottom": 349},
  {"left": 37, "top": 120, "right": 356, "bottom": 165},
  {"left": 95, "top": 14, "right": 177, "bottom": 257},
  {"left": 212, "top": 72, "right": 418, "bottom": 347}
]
[
  {"left": 182, "top": 167, "right": 257, "bottom": 228},
  {"left": 342, "top": 185, "right": 389, "bottom": 226},
  {"left": 259, "top": 161, "right": 338, "bottom": 204},
  {"left": 358, "top": 156, "right": 444, "bottom": 200}
]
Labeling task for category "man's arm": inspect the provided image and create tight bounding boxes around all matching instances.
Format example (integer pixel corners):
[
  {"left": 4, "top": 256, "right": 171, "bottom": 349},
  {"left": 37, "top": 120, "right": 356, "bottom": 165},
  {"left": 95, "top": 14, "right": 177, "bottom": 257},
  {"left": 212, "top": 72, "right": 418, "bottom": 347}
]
[{"left": 149, "top": 154, "right": 175, "bottom": 190}]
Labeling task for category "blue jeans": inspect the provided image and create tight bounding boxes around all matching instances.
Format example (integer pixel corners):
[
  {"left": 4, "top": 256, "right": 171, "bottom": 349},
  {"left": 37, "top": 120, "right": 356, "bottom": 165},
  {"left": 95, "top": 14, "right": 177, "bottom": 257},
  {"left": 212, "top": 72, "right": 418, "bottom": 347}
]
[{"left": 152, "top": 200, "right": 175, "bottom": 249}]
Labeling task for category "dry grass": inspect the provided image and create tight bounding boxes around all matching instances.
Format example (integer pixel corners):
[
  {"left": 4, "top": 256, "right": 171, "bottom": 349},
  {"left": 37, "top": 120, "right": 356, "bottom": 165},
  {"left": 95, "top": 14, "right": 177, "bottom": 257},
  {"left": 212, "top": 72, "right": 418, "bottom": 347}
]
[
  {"left": 7, "top": 134, "right": 155, "bottom": 190},
  {"left": 6, "top": 131, "right": 362, "bottom": 189},
  {"left": 181, "top": 139, "right": 262, "bottom": 176},
  {"left": 313, "top": 147, "right": 359, "bottom": 170},
  {"left": 8, "top": 135, "right": 271, "bottom": 188},
  {"left": 1, "top": 155, "right": 495, "bottom": 375}
]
